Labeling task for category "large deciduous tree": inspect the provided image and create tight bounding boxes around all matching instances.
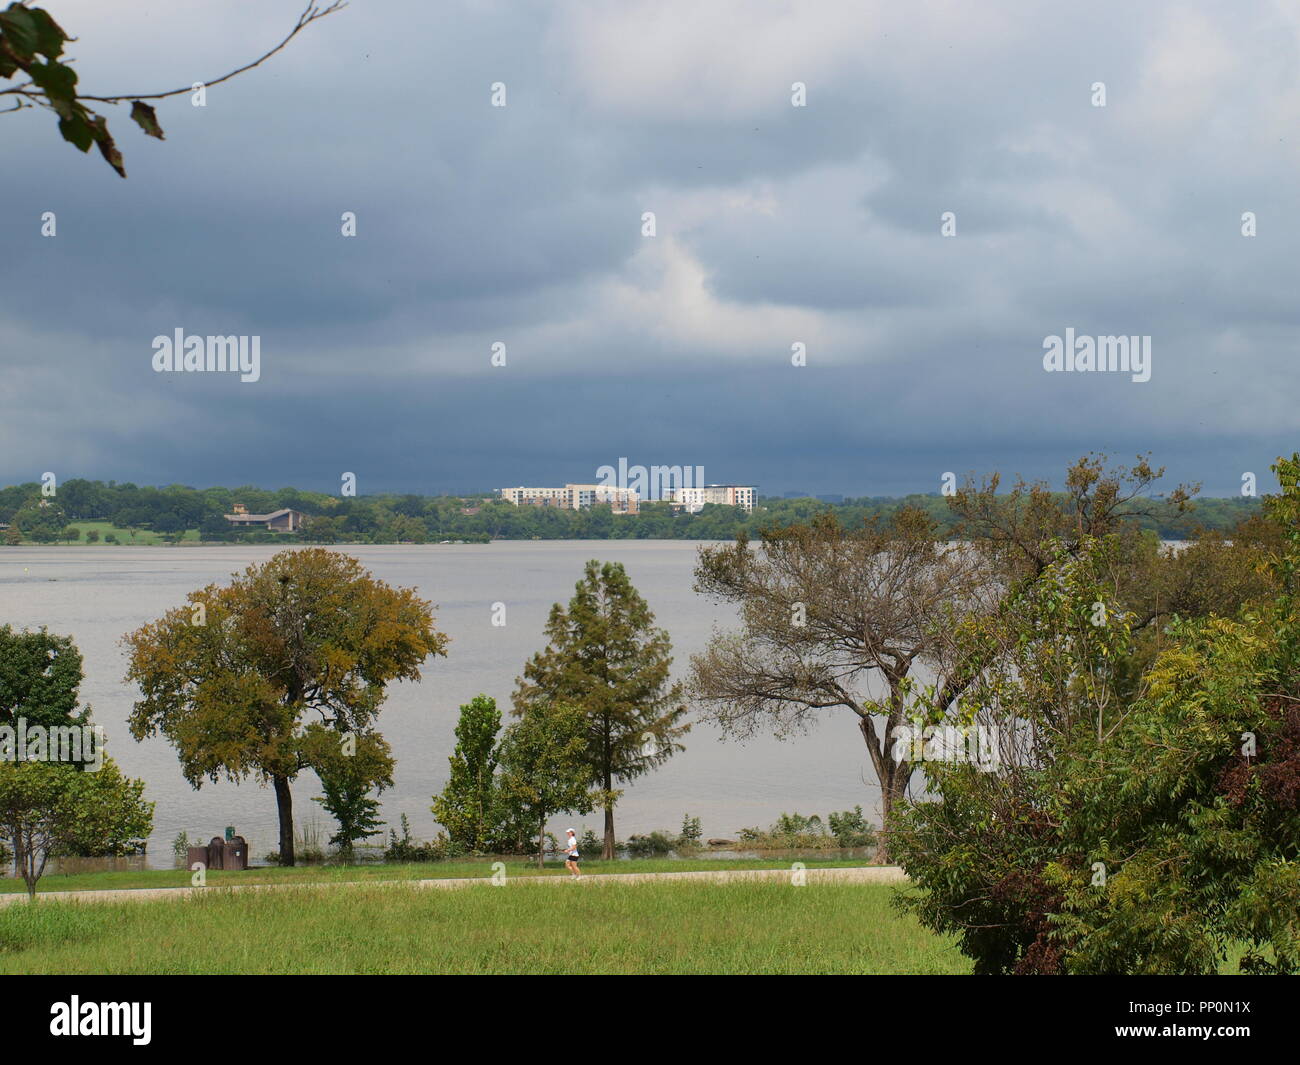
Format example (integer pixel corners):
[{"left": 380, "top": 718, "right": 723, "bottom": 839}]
[
  {"left": 125, "top": 548, "right": 446, "bottom": 865},
  {"left": 515, "top": 560, "right": 689, "bottom": 859},
  {"left": 691, "top": 457, "right": 1200, "bottom": 860},
  {"left": 690, "top": 507, "right": 986, "bottom": 860}
]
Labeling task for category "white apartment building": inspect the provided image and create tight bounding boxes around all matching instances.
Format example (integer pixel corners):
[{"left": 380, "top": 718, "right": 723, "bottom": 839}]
[
  {"left": 499, "top": 486, "right": 570, "bottom": 506},
  {"left": 498, "top": 484, "right": 639, "bottom": 514},
  {"left": 664, "top": 484, "right": 756, "bottom": 513}
]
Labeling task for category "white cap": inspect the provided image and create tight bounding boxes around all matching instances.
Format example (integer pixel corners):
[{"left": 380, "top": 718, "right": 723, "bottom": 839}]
[{"left": 566, "top": 828, "right": 575, "bottom": 834}]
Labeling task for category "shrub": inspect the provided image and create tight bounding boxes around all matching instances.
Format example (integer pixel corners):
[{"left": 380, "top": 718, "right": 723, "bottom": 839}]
[
  {"left": 828, "top": 806, "right": 876, "bottom": 848},
  {"left": 577, "top": 828, "right": 602, "bottom": 857},
  {"left": 735, "top": 810, "right": 873, "bottom": 851},
  {"left": 893, "top": 492, "right": 1300, "bottom": 975},
  {"left": 172, "top": 831, "right": 191, "bottom": 859},
  {"left": 383, "top": 814, "right": 465, "bottom": 863},
  {"left": 626, "top": 830, "right": 675, "bottom": 857}
]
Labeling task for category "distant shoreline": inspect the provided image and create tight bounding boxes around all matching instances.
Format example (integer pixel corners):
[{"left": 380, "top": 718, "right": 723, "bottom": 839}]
[{"left": 0, "top": 482, "right": 1263, "bottom": 547}]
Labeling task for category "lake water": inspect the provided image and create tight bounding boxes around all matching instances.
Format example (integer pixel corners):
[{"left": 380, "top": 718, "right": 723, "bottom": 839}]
[{"left": 1, "top": 542, "right": 883, "bottom": 866}]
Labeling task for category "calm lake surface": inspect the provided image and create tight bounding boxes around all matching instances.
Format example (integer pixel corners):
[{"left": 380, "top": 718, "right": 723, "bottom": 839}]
[{"left": 1, "top": 542, "right": 883, "bottom": 867}]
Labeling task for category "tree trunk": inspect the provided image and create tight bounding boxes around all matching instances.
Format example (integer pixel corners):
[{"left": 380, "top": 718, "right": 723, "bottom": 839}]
[
  {"left": 857, "top": 714, "right": 910, "bottom": 864},
  {"left": 273, "top": 775, "right": 295, "bottom": 866},
  {"left": 23, "top": 845, "right": 36, "bottom": 899},
  {"left": 602, "top": 767, "right": 615, "bottom": 860},
  {"left": 10, "top": 825, "right": 24, "bottom": 884},
  {"left": 875, "top": 764, "right": 910, "bottom": 864},
  {"left": 601, "top": 715, "right": 616, "bottom": 860},
  {"left": 21, "top": 828, "right": 42, "bottom": 898},
  {"left": 538, "top": 814, "right": 545, "bottom": 869}
]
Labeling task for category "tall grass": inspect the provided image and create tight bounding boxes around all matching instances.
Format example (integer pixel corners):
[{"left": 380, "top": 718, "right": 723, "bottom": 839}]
[{"left": 0, "top": 880, "right": 966, "bottom": 975}]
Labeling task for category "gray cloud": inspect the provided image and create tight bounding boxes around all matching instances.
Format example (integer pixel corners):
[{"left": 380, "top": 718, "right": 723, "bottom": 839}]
[{"left": 1, "top": 0, "right": 1297, "bottom": 498}]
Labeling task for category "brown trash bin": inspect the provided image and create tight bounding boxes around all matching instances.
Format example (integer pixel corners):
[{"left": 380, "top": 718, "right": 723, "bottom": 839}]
[
  {"left": 186, "top": 846, "right": 209, "bottom": 869},
  {"left": 208, "top": 837, "right": 227, "bottom": 869},
  {"left": 222, "top": 837, "right": 248, "bottom": 871}
]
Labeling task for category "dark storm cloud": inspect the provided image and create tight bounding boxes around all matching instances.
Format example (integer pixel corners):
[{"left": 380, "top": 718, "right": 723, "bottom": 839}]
[{"left": 1, "top": 0, "right": 1297, "bottom": 498}]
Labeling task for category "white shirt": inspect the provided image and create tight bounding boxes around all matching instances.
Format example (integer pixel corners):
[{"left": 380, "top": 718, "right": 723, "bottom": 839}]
[{"left": 566, "top": 834, "right": 578, "bottom": 856}]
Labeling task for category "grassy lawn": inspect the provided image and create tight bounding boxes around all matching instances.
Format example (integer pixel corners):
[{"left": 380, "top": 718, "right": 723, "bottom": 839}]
[
  {"left": 0, "top": 855, "right": 878, "bottom": 894},
  {"left": 64, "top": 520, "right": 199, "bottom": 545},
  {"left": 3, "top": 521, "right": 200, "bottom": 545},
  {"left": 0, "top": 880, "right": 966, "bottom": 974}
]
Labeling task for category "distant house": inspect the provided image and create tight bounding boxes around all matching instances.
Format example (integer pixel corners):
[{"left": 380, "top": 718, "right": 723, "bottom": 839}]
[{"left": 223, "top": 503, "right": 306, "bottom": 532}]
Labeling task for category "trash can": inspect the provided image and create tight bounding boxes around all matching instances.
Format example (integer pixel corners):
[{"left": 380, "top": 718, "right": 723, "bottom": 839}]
[
  {"left": 208, "top": 836, "right": 227, "bottom": 869},
  {"left": 222, "top": 837, "right": 248, "bottom": 871}
]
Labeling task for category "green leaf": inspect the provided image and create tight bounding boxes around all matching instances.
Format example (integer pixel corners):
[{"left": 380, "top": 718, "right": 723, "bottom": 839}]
[
  {"left": 57, "top": 111, "right": 94, "bottom": 152},
  {"left": 25, "top": 6, "right": 67, "bottom": 59},
  {"left": 129, "top": 100, "right": 164, "bottom": 140},
  {"left": 0, "top": 4, "right": 40, "bottom": 59},
  {"left": 27, "top": 57, "right": 77, "bottom": 118}
]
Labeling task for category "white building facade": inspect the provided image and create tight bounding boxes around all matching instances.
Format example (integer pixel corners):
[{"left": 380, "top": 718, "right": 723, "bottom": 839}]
[
  {"left": 498, "top": 484, "right": 639, "bottom": 514},
  {"left": 663, "top": 485, "right": 756, "bottom": 513}
]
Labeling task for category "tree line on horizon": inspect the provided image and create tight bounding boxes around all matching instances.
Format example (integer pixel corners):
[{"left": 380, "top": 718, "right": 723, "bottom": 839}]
[{"left": 0, "top": 475, "right": 1262, "bottom": 545}]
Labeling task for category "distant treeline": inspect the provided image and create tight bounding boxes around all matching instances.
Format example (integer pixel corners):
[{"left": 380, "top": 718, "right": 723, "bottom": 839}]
[{"left": 0, "top": 478, "right": 1263, "bottom": 543}]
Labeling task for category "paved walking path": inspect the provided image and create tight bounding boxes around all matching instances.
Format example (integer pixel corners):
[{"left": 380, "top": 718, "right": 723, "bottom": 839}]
[{"left": 0, "top": 864, "right": 906, "bottom": 908}]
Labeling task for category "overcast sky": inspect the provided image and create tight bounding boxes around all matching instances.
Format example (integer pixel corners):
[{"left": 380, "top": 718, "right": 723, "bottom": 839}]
[{"left": 1, "top": 0, "right": 1296, "bottom": 497}]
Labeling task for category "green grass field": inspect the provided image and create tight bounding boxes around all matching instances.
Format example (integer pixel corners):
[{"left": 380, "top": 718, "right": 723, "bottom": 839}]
[
  {"left": 65, "top": 520, "right": 199, "bottom": 544},
  {"left": 0, "top": 856, "right": 876, "bottom": 894},
  {"left": 0, "top": 879, "right": 966, "bottom": 974},
  {"left": 3, "top": 520, "right": 200, "bottom": 545}
]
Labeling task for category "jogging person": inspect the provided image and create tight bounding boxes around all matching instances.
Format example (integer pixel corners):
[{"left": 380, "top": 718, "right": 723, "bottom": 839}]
[{"left": 563, "top": 828, "right": 581, "bottom": 879}]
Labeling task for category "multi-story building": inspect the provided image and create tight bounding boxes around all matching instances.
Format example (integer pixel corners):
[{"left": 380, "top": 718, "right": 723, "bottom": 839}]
[
  {"left": 663, "top": 484, "right": 756, "bottom": 513},
  {"left": 498, "top": 484, "right": 639, "bottom": 515},
  {"left": 499, "top": 486, "right": 571, "bottom": 508},
  {"left": 566, "top": 484, "right": 639, "bottom": 514}
]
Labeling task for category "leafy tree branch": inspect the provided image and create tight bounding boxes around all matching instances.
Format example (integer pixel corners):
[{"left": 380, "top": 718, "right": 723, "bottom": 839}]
[{"left": 0, "top": 1, "right": 344, "bottom": 176}]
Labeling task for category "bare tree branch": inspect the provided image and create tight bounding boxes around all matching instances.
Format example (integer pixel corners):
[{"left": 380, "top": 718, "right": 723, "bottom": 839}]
[{"left": 77, "top": 2, "right": 346, "bottom": 103}]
